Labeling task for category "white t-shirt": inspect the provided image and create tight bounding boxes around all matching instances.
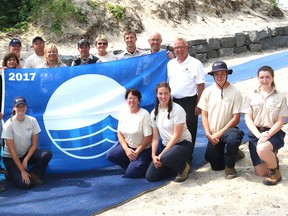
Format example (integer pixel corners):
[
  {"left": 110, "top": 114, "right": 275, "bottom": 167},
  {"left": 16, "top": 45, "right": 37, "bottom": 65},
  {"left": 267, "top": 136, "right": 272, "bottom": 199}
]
[
  {"left": 167, "top": 55, "right": 205, "bottom": 99},
  {"left": 2, "top": 115, "right": 41, "bottom": 158},
  {"left": 24, "top": 53, "right": 45, "bottom": 68},
  {"left": 150, "top": 102, "right": 192, "bottom": 146},
  {"left": 117, "top": 107, "right": 152, "bottom": 149},
  {"left": 96, "top": 52, "right": 117, "bottom": 62},
  {"left": 197, "top": 83, "right": 242, "bottom": 133}
]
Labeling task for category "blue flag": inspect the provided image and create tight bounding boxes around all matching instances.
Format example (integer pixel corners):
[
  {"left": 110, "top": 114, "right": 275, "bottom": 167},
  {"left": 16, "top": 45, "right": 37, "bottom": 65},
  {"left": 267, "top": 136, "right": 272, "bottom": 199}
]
[{"left": 2, "top": 51, "right": 169, "bottom": 173}]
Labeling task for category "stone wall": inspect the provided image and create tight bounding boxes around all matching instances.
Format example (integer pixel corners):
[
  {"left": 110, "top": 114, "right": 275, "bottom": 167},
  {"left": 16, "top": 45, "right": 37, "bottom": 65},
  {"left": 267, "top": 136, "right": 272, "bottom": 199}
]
[
  {"left": 61, "top": 25, "right": 288, "bottom": 65},
  {"left": 171, "top": 26, "right": 288, "bottom": 63}
]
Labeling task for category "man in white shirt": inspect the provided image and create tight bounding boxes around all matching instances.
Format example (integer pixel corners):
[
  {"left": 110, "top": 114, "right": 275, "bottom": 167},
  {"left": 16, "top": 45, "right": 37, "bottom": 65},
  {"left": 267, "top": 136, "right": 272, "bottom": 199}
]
[
  {"left": 167, "top": 37, "right": 205, "bottom": 157},
  {"left": 24, "top": 36, "right": 45, "bottom": 68}
]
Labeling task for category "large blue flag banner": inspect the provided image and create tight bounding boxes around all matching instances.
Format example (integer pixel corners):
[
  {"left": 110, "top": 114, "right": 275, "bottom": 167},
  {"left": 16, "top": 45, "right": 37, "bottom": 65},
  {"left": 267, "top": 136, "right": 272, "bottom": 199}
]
[{"left": 2, "top": 51, "right": 169, "bottom": 173}]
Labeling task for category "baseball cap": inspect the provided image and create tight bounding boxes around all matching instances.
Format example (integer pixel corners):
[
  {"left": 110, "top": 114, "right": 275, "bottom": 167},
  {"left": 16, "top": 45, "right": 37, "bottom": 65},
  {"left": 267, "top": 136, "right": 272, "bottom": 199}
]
[
  {"left": 208, "top": 61, "right": 233, "bottom": 76},
  {"left": 78, "top": 39, "right": 90, "bottom": 48},
  {"left": 32, "top": 36, "right": 44, "bottom": 44},
  {"left": 13, "top": 96, "right": 27, "bottom": 107},
  {"left": 9, "top": 38, "right": 22, "bottom": 46}
]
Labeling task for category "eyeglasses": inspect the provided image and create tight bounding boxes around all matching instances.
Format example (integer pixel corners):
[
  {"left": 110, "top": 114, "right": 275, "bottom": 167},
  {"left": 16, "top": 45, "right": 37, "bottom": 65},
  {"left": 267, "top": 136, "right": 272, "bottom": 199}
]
[
  {"left": 173, "top": 46, "right": 187, "bottom": 50},
  {"left": 97, "top": 42, "right": 107, "bottom": 45}
]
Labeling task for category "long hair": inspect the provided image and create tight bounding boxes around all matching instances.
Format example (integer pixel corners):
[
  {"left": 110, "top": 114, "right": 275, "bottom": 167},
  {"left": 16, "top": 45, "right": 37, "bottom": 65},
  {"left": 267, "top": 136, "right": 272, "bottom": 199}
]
[
  {"left": 257, "top": 65, "right": 276, "bottom": 89},
  {"left": 154, "top": 82, "right": 173, "bottom": 120}
]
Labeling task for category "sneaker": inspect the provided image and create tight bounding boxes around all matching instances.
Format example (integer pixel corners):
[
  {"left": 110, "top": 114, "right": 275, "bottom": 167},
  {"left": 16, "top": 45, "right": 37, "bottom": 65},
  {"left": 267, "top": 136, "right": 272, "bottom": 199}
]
[
  {"left": 263, "top": 168, "right": 282, "bottom": 186},
  {"left": 236, "top": 149, "right": 245, "bottom": 161},
  {"left": 30, "top": 171, "right": 44, "bottom": 186},
  {"left": 0, "top": 183, "right": 6, "bottom": 192},
  {"left": 174, "top": 163, "right": 190, "bottom": 183},
  {"left": 225, "top": 167, "right": 237, "bottom": 179}
]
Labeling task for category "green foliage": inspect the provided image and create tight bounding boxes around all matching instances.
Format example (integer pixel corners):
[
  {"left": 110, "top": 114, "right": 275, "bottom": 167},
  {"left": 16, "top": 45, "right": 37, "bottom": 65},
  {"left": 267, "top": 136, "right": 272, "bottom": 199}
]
[
  {"left": 269, "top": 0, "right": 279, "bottom": 7},
  {"left": 0, "top": 0, "right": 87, "bottom": 35},
  {"left": 106, "top": 3, "right": 126, "bottom": 20},
  {"left": 87, "top": 0, "right": 100, "bottom": 10},
  {"left": 0, "top": 0, "right": 33, "bottom": 32}
]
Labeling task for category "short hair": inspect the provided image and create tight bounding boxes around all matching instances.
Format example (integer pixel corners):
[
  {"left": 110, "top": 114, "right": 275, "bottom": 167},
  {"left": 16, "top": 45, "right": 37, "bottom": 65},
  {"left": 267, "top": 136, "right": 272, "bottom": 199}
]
[
  {"left": 173, "top": 37, "right": 188, "bottom": 46},
  {"left": 2, "top": 52, "right": 19, "bottom": 67},
  {"left": 123, "top": 30, "right": 136, "bottom": 38},
  {"left": 125, "top": 88, "right": 142, "bottom": 102},
  {"left": 95, "top": 35, "right": 108, "bottom": 45}
]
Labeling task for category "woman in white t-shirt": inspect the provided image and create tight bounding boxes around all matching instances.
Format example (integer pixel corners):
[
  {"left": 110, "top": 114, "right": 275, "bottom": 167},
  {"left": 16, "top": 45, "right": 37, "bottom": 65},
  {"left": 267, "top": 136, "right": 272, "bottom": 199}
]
[
  {"left": 146, "top": 82, "right": 193, "bottom": 182},
  {"left": 95, "top": 35, "right": 117, "bottom": 62},
  {"left": 1, "top": 96, "right": 52, "bottom": 189},
  {"left": 106, "top": 88, "right": 152, "bottom": 178}
]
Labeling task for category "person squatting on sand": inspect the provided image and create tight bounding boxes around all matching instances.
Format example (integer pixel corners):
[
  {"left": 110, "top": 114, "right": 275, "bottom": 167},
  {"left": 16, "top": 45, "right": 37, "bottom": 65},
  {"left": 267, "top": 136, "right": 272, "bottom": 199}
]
[
  {"left": 197, "top": 61, "right": 244, "bottom": 179},
  {"left": 106, "top": 88, "right": 152, "bottom": 178},
  {"left": 242, "top": 65, "right": 288, "bottom": 185},
  {"left": 1, "top": 96, "right": 53, "bottom": 189},
  {"left": 146, "top": 82, "right": 193, "bottom": 182}
]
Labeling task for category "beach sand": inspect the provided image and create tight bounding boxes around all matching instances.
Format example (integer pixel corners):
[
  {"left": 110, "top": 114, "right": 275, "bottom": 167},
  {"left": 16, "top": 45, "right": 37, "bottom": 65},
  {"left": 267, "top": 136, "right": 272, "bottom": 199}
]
[{"left": 98, "top": 49, "right": 288, "bottom": 216}]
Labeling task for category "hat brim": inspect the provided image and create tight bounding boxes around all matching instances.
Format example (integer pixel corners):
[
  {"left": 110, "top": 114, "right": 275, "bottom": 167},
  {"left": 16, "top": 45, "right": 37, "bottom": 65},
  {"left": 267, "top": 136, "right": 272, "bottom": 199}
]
[
  {"left": 14, "top": 102, "right": 26, "bottom": 107},
  {"left": 208, "top": 69, "right": 233, "bottom": 76}
]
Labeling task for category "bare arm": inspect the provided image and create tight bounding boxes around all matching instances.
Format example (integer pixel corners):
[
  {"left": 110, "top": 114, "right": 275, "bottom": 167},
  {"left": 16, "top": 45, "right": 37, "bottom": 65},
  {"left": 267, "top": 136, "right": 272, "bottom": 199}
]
[
  {"left": 195, "top": 83, "right": 205, "bottom": 115},
  {"left": 22, "top": 133, "right": 38, "bottom": 169},
  {"left": 158, "top": 123, "right": 184, "bottom": 157},
  {"left": 5, "top": 139, "right": 31, "bottom": 185}
]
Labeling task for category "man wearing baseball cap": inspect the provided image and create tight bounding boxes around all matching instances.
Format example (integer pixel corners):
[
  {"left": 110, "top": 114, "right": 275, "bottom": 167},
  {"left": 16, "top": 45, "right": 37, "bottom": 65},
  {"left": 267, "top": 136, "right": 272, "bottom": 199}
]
[
  {"left": 197, "top": 61, "right": 244, "bottom": 179},
  {"left": 71, "top": 39, "right": 99, "bottom": 66},
  {"left": 24, "top": 36, "right": 45, "bottom": 68},
  {"left": 8, "top": 38, "right": 25, "bottom": 68}
]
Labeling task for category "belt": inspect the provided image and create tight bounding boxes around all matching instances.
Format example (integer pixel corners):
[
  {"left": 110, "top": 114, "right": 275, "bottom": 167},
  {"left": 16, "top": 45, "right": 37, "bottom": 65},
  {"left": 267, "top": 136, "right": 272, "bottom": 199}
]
[
  {"left": 173, "top": 95, "right": 197, "bottom": 100},
  {"left": 257, "top": 127, "right": 270, "bottom": 132}
]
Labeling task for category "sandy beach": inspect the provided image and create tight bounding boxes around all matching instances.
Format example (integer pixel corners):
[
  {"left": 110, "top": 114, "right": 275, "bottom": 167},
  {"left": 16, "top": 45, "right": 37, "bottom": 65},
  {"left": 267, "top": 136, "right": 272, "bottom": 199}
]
[{"left": 98, "top": 49, "right": 288, "bottom": 216}]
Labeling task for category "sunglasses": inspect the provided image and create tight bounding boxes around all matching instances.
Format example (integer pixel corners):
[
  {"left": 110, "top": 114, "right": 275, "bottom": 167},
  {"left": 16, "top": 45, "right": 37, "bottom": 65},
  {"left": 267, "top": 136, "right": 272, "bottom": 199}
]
[{"left": 97, "top": 42, "right": 107, "bottom": 45}]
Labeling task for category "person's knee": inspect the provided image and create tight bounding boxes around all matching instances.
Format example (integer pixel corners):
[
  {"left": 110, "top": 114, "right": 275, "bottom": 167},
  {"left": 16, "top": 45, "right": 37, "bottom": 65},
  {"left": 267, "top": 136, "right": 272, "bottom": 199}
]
[
  {"left": 43, "top": 150, "right": 53, "bottom": 161},
  {"left": 14, "top": 178, "right": 33, "bottom": 189}
]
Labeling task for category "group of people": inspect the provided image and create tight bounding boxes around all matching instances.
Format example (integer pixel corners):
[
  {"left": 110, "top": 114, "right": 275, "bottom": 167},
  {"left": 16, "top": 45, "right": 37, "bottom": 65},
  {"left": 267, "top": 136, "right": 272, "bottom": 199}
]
[
  {"left": 1, "top": 31, "right": 173, "bottom": 70},
  {"left": 0, "top": 31, "right": 287, "bottom": 193}
]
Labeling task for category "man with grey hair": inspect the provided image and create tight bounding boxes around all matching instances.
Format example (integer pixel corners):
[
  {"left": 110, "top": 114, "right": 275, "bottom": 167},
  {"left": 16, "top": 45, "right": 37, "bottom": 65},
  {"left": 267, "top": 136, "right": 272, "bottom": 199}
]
[
  {"left": 167, "top": 37, "right": 205, "bottom": 160},
  {"left": 145, "top": 32, "right": 174, "bottom": 59}
]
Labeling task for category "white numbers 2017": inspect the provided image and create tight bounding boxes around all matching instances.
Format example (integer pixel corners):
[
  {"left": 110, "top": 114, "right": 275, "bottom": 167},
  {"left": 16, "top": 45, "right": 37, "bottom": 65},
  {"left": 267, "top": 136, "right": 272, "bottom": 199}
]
[{"left": 8, "top": 73, "right": 36, "bottom": 81}]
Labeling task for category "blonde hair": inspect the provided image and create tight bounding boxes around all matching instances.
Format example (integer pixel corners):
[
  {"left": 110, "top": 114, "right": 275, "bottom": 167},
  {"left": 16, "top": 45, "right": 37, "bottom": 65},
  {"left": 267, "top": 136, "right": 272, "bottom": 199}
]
[
  {"left": 95, "top": 35, "right": 108, "bottom": 45},
  {"left": 44, "top": 43, "right": 59, "bottom": 62}
]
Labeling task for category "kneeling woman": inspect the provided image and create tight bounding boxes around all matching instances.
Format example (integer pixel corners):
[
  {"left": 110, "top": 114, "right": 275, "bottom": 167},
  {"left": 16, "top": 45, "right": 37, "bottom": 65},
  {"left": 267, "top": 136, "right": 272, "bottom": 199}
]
[
  {"left": 106, "top": 88, "right": 152, "bottom": 178},
  {"left": 2, "top": 96, "right": 53, "bottom": 189},
  {"left": 146, "top": 82, "right": 193, "bottom": 182},
  {"left": 243, "top": 66, "right": 288, "bottom": 185}
]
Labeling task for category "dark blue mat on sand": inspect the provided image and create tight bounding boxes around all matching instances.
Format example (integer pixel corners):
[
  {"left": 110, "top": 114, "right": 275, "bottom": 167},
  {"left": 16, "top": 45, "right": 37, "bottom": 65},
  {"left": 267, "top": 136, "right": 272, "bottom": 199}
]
[{"left": 0, "top": 51, "right": 287, "bottom": 215}]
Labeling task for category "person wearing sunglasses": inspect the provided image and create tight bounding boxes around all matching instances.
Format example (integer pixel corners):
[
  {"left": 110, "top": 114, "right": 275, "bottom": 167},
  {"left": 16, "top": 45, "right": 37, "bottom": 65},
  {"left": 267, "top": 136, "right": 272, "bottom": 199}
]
[{"left": 95, "top": 35, "right": 117, "bottom": 62}]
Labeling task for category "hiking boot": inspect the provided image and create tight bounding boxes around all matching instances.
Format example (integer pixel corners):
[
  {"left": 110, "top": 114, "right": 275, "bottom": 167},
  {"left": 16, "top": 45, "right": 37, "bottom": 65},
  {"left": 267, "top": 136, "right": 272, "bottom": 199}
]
[
  {"left": 236, "top": 149, "right": 245, "bottom": 161},
  {"left": 30, "top": 171, "right": 44, "bottom": 186},
  {"left": 225, "top": 167, "right": 237, "bottom": 179},
  {"left": 0, "top": 183, "right": 6, "bottom": 192},
  {"left": 174, "top": 163, "right": 190, "bottom": 183},
  {"left": 263, "top": 168, "right": 282, "bottom": 186}
]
